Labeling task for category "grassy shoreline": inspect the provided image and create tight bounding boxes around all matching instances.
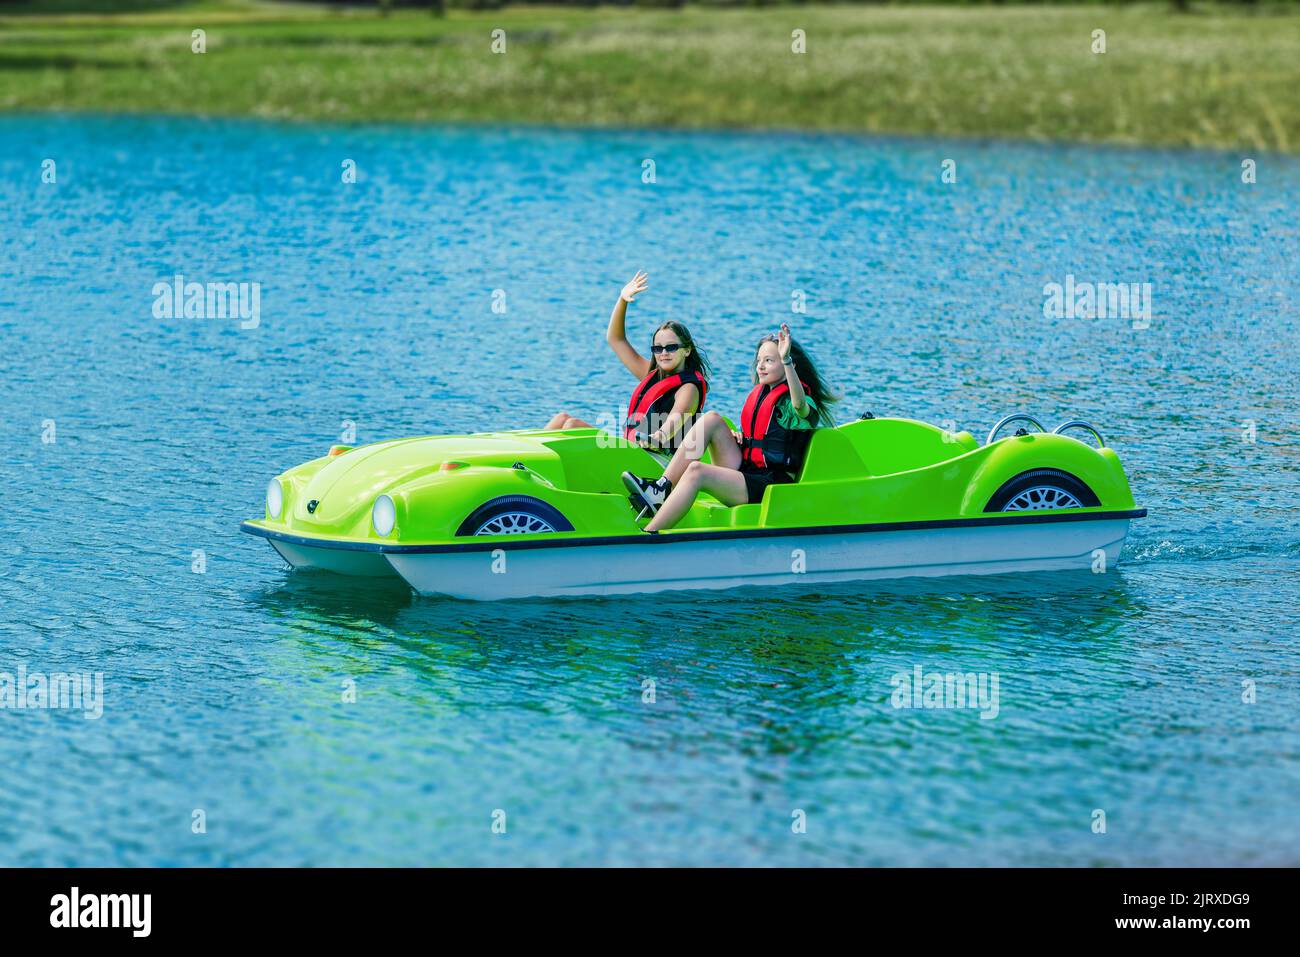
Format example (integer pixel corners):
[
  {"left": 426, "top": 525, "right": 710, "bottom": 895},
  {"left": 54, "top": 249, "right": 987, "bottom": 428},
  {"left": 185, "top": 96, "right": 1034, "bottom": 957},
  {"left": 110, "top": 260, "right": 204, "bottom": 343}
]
[{"left": 1, "top": 3, "right": 1296, "bottom": 151}]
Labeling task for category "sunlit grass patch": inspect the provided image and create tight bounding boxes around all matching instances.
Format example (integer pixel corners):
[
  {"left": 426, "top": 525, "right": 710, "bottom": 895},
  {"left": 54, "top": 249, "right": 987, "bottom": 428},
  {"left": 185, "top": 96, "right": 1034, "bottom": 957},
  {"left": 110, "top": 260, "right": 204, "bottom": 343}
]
[{"left": 0, "top": 2, "right": 1295, "bottom": 151}]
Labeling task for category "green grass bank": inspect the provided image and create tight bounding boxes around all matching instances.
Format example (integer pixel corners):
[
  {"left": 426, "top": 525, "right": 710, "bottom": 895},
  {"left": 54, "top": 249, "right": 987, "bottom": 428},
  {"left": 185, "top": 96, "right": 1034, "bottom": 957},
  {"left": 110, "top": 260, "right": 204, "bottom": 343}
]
[{"left": 1, "top": 2, "right": 1296, "bottom": 151}]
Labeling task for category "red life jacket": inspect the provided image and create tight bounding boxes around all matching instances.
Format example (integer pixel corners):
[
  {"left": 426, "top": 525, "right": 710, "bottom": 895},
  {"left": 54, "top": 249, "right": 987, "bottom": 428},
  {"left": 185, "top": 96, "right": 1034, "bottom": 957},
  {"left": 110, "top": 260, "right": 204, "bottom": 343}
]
[
  {"left": 740, "top": 380, "right": 813, "bottom": 471},
  {"left": 624, "top": 368, "right": 707, "bottom": 447}
]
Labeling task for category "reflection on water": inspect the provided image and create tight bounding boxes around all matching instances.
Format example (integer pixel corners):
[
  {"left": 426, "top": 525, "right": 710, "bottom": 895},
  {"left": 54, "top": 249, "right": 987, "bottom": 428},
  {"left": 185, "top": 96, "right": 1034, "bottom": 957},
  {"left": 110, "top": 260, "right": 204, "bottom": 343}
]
[{"left": 3, "top": 114, "right": 1298, "bottom": 865}]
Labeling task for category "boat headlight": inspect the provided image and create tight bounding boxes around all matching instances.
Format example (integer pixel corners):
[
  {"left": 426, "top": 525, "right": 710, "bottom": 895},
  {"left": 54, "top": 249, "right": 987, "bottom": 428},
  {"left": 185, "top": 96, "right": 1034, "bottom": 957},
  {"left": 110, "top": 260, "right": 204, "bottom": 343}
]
[
  {"left": 266, "top": 479, "right": 284, "bottom": 520},
  {"left": 372, "top": 495, "right": 397, "bottom": 537}
]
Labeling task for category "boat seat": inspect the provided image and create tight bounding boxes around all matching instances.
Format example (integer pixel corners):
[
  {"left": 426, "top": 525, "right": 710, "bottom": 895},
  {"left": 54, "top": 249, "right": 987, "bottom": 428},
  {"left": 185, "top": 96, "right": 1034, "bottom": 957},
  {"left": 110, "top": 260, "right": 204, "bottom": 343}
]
[{"left": 792, "top": 426, "right": 869, "bottom": 483}]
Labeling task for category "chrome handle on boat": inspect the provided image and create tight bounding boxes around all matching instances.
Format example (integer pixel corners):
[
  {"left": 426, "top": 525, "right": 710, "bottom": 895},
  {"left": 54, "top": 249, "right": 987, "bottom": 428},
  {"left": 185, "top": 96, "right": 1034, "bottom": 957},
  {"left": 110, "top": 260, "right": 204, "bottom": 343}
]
[
  {"left": 1053, "top": 419, "right": 1107, "bottom": 448},
  {"left": 985, "top": 414, "right": 1046, "bottom": 446}
]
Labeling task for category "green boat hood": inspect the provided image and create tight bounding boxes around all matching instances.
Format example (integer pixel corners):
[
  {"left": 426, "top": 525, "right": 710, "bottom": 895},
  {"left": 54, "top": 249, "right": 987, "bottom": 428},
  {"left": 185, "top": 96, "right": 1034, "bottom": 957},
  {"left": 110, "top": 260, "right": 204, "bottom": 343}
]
[{"left": 287, "top": 432, "right": 568, "bottom": 532}]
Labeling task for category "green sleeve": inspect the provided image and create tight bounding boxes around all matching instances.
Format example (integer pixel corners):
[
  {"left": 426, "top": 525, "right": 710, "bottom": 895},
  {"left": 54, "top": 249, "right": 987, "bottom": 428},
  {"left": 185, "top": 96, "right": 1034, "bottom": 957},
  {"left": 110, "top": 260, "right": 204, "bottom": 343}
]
[{"left": 776, "top": 395, "right": 818, "bottom": 431}]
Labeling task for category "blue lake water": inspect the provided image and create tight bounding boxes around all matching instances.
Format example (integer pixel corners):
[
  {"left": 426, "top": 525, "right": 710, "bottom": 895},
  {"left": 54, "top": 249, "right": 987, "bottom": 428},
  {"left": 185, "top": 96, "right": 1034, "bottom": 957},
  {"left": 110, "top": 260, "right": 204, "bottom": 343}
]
[{"left": 2, "top": 114, "right": 1298, "bottom": 866}]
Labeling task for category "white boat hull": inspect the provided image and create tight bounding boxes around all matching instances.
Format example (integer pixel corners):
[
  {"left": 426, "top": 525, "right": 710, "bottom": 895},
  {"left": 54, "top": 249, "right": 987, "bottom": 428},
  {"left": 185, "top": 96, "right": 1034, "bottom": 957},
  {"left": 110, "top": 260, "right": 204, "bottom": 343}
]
[
  {"left": 382, "top": 516, "right": 1133, "bottom": 601},
  {"left": 266, "top": 537, "right": 399, "bottom": 578}
]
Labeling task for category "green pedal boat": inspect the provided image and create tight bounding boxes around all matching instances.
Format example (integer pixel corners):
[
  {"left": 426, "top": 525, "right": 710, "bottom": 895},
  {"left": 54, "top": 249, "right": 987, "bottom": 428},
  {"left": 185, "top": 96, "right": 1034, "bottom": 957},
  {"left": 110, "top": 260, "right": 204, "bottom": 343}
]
[{"left": 240, "top": 414, "right": 1145, "bottom": 600}]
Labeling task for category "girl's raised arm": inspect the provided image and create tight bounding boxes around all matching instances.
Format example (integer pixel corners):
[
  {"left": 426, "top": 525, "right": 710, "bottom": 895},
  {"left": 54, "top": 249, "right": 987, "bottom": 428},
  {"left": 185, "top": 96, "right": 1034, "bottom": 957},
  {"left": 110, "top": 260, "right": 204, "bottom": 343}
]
[
  {"left": 778, "top": 323, "right": 810, "bottom": 417},
  {"left": 607, "top": 271, "right": 652, "bottom": 378}
]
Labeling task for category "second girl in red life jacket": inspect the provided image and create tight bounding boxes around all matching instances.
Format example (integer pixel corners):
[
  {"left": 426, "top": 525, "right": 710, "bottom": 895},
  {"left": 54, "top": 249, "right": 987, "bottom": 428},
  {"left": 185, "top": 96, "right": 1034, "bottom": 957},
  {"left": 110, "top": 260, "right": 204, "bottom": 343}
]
[
  {"left": 543, "top": 272, "right": 711, "bottom": 451},
  {"left": 622, "top": 323, "right": 837, "bottom": 532}
]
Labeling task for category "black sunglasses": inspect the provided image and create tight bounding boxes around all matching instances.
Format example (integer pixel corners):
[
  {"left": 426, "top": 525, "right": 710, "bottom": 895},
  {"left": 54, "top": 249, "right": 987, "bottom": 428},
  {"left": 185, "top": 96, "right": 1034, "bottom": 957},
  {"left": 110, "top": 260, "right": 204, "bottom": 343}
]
[{"left": 651, "top": 343, "right": 684, "bottom": 355}]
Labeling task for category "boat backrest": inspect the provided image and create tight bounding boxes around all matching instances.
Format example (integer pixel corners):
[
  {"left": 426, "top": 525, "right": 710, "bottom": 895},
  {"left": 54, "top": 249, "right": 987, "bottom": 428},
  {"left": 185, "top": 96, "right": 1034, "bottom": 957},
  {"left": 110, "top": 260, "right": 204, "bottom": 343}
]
[
  {"left": 835, "top": 418, "right": 978, "bottom": 475},
  {"left": 795, "top": 427, "right": 869, "bottom": 482},
  {"left": 791, "top": 418, "right": 978, "bottom": 484}
]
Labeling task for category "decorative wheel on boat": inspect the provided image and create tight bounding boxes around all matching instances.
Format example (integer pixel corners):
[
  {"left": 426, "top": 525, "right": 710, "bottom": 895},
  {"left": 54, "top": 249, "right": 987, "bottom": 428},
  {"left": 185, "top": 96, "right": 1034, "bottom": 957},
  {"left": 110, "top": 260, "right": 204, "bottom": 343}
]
[
  {"left": 1003, "top": 486, "right": 1084, "bottom": 510},
  {"left": 477, "top": 512, "right": 556, "bottom": 535},
  {"left": 983, "top": 468, "right": 1100, "bottom": 513},
  {"left": 454, "top": 495, "right": 575, "bottom": 537}
]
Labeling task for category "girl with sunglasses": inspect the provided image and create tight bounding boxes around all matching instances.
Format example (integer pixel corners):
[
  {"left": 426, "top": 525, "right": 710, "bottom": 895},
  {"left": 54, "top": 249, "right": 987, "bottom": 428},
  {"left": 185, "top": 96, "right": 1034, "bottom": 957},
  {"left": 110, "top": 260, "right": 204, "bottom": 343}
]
[
  {"left": 544, "top": 272, "right": 711, "bottom": 450},
  {"left": 622, "top": 324, "right": 837, "bottom": 532}
]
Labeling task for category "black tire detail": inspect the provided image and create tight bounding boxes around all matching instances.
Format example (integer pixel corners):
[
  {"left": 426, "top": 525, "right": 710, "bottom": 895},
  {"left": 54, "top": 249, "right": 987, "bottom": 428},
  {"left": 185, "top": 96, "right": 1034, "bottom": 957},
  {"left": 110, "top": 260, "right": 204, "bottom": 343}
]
[
  {"left": 454, "top": 495, "right": 575, "bottom": 537},
  {"left": 983, "top": 468, "right": 1100, "bottom": 513}
]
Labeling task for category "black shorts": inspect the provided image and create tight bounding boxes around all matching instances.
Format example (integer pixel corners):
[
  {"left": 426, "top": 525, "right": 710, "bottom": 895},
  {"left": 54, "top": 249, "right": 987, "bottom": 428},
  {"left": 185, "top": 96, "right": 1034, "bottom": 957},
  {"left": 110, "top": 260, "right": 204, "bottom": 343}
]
[{"left": 739, "top": 462, "right": 794, "bottom": 504}]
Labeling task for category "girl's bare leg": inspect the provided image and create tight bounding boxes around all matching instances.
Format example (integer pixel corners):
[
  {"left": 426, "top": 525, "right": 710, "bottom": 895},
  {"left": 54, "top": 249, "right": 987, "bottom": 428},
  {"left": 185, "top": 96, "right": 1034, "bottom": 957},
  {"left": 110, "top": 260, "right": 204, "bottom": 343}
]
[
  {"left": 646, "top": 462, "right": 750, "bottom": 532},
  {"left": 661, "top": 411, "right": 741, "bottom": 485},
  {"left": 544, "top": 413, "right": 593, "bottom": 430}
]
